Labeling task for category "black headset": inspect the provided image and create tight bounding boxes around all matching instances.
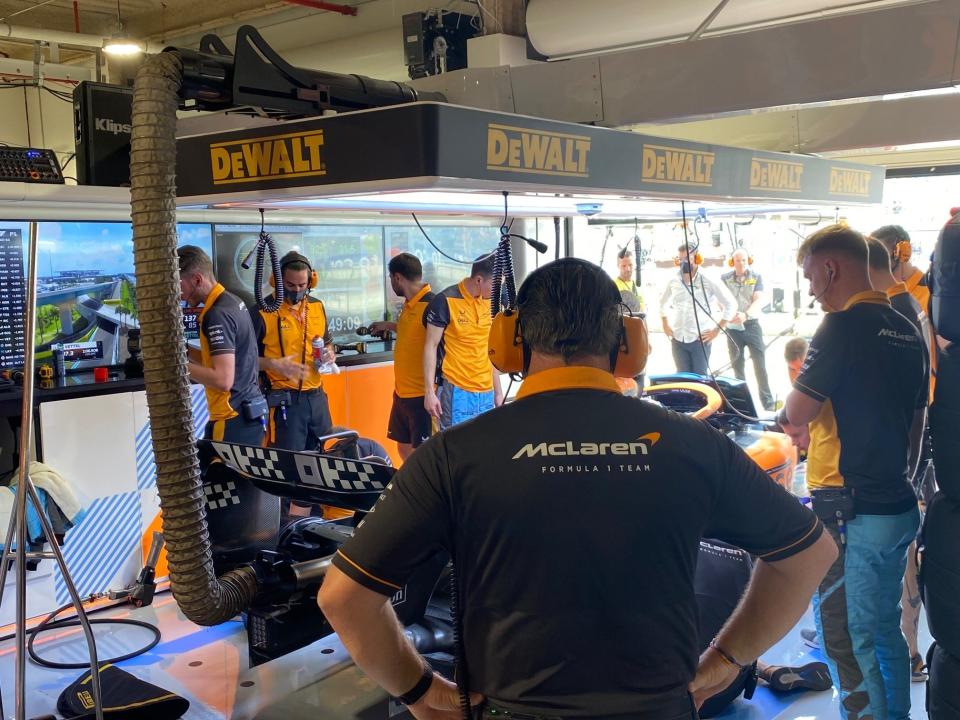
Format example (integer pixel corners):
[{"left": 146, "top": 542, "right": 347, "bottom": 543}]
[{"left": 270, "top": 251, "right": 318, "bottom": 289}]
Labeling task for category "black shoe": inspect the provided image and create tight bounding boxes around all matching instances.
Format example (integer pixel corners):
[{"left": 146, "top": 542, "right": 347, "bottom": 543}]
[
  {"left": 800, "top": 627, "right": 820, "bottom": 649},
  {"left": 764, "top": 662, "right": 833, "bottom": 693}
]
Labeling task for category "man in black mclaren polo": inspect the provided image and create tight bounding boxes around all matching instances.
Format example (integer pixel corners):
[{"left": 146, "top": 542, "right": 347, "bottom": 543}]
[{"left": 319, "top": 258, "right": 837, "bottom": 720}]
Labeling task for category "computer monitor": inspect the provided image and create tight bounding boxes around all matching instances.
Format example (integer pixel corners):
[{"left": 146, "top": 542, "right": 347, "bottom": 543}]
[{"left": 0, "top": 221, "right": 212, "bottom": 370}]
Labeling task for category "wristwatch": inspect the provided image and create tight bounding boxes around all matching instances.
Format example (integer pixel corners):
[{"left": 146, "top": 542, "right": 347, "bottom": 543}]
[{"left": 396, "top": 664, "right": 434, "bottom": 706}]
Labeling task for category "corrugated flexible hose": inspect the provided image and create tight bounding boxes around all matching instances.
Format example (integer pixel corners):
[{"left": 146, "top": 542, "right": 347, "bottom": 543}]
[{"left": 130, "top": 51, "right": 257, "bottom": 626}]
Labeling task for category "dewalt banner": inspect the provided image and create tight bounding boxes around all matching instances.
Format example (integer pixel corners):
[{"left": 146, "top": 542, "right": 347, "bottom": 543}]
[{"left": 176, "top": 103, "right": 883, "bottom": 204}]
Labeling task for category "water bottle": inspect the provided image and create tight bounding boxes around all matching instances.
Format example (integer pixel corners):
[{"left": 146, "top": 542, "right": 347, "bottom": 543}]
[
  {"left": 52, "top": 345, "right": 65, "bottom": 378},
  {"left": 311, "top": 336, "right": 338, "bottom": 375},
  {"left": 791, "top": 461, "right": 809, "bottom": 499}
]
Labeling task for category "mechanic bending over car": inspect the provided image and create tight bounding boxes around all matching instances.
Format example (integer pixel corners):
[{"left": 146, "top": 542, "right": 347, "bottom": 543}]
[
  {"left": 320, "top": 258, "right": 837, "bottom": 720},
  {"left": 778, "top": 225, "right": 927, "bottom": 720}
]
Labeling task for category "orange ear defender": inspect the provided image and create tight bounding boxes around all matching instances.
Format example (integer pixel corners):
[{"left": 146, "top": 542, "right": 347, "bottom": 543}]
[
  {"left": 488, "top": 258, "right": 650, "bottom": 378},
  {"left": 727, "top": 254, "right": 754, "bottom": 267},
  {"left": 893, "top": 240, "right": 912, "bottom": 264},
  {"left": 489, "top": 310, "right": 524, "bottom": 374},
  {"left": 270, "top": 251, "right": 318, "bottom": 289},
  {"left": 674, "top": 253, "right": 703, "bottom": 267}
]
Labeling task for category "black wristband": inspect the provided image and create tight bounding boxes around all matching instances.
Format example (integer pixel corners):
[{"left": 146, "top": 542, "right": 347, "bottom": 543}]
[
  {"left": 710, "top": 640, "right": 749, "bottom": 670},
  {"left": 396, "top": 664, "right": 434, "bottom": 706}
]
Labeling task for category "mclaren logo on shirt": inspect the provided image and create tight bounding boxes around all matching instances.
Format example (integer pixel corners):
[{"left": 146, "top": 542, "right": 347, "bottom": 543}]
[
  {"left": 513, "top": 432, "right": 660, "bottom": 459},
  {"left": 878, "top": 328, "right": 919, "bottom": 343}
]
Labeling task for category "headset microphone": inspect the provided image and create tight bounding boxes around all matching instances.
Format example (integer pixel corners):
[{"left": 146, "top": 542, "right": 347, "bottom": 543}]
[
  {"left": 524, "top": 237, "right": 549, "bottom": 254},
  {"left": 808, "top": 270, "right": 834, "bottom": 309}
]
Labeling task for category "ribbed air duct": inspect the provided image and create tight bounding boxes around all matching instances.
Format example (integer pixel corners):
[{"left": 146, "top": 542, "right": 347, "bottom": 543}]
[{"left": 130, "top": 51, "right": 257, "bottom": 626}]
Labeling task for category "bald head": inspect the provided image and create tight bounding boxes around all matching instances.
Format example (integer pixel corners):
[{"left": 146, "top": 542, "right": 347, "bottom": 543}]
[{"left": 731, "top": 248, "right": 750, "bottom": 275}]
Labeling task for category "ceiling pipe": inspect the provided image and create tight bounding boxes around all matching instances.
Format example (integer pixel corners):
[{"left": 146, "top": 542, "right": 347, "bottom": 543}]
[
  {"left": 280, "top": 0, "right": 357, "bottom": 15},
  {"left": 0, "top": 22, "right": 163, "bottom": 52},
  {"left": 687, "top": 0, "right": 732, "bottom": 41}
]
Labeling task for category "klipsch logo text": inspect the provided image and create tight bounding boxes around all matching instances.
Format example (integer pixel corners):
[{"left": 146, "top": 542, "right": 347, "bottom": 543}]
[{"left": 95, "top": 118, "right": 131, "bottom": 135}]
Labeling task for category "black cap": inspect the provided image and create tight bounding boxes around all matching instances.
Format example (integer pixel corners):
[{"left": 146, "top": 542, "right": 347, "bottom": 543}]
[{"left": 57, "top": 664, "right": 189, "bottom": 719}]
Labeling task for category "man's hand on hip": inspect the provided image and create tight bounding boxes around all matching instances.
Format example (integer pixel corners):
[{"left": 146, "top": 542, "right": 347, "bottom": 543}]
[
  {"left": 689, "top": 648, "right": 741, "bottom": 710},
  {"left": 700, "top": 328, "right": 720, "bottom": 343},
  {"left": 407, "top": 674, "right": 483, "bottom": 720}
]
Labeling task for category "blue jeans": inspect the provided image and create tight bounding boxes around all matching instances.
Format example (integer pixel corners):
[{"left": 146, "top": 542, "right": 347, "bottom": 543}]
[
  {"left": 438, "top": 383, "right": 494, "bottom": 431},
  {"left": 671, "top": 339, "right": 711, "bottom": 376},
  {"left": 813, "top": 507, "right": 920, "bottom": 720}
]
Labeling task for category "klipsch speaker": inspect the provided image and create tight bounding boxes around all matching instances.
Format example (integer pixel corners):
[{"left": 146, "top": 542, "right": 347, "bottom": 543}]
[{"left": 73, "top": 81, "right": 133, "bottom": 187}]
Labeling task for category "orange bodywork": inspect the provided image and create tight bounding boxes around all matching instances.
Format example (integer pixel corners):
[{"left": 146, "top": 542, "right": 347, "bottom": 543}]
[
  {"left": 642, "top": 381, "right": 796, "bottom": 490},
  {"left": 744, "top": 431, "right": 797, "bottom": 491}
]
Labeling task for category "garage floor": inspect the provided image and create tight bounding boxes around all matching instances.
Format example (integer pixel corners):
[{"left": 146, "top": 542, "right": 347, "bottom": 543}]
[{"left": 0, "top": 592, "right": 933, "bottom": 719}]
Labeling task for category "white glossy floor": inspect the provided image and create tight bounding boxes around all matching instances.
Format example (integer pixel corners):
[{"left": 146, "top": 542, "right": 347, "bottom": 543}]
[{"left": 0, "top": 591, "right": 934, "bottom": 719}]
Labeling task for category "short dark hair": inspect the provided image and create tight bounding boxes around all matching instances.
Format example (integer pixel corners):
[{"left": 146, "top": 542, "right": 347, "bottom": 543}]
[
  {"left": 177, "top": 245, "right": 214, "bottom": 278},
  {"left": 388, "top": 252, "right": 422, "bottom": 281},
  {"left": 784, "top": 336, "right": 808, "bottom": 362},
  {"left": 797, "top": 224, "right": 867, "bottom": 265},
  {"left": 871, "top": 225, "right": 910, "bottom": 253},
  {"left": 471, "top": 255, "right": 494, "bottom": 279},
  {"left": 865, "top": 236, "right": 893, "bottom": 272},
  {"left": 519, "top": 259, "right": 621, "bottom": 363},
  {"left": 280, "top": 251, "right": 312, "bottom": 275},
  {"left": 617, "top": 247, "right": 633, "bottom": 260}
]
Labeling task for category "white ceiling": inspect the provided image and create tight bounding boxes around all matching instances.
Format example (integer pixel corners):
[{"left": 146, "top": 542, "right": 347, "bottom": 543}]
[{"left": 0, "top": 0, "right": 958, "bottom": 168}]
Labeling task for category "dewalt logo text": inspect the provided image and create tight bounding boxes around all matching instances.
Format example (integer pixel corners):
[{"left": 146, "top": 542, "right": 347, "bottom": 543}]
[
  {"left": 210, "top": 130, "right": 325, "bottom": 185},
  {"left": 750, "top": 158, "right": 803, "bottom": 192},
  {"left": 829, "top": 167, "right": 872, "bottom": 197},
  {"left": 642, "top": 144, "right": 715, "bottom": 187},
  {"left": 487, "top": 123, "right": 591, "bottom": 177}
]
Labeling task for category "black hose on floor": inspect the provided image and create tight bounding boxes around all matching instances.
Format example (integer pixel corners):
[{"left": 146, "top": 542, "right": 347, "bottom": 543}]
[{"left": 0, "top": 597, "right": 161, "bottom": 669}]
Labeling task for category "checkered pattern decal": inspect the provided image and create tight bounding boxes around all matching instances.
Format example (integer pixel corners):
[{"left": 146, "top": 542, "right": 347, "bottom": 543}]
[
  {"left": 209, "top": 442, "right": 387, "bottom": 492},
  {"left": 204, "top": 481, "right": 240, "bottom": 511}
]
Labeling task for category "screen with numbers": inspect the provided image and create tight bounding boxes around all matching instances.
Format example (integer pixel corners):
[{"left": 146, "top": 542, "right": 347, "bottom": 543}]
[
  {"left": 0, "top": 222, "right": 212, "bottom": 370},
  {"left": 0, "top": 228, "right": 26, "bottom": 367}
]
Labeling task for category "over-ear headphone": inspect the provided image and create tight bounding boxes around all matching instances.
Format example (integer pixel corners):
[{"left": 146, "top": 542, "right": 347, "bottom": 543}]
[
  {"left": 269, "top": 251, "right": 318, "bottom": 289},
  {"left": 892, "top": 240, "right": 912, "bottom": 265},
  {"left": 674, "top": 252, "right": 703, "bottom": 267},
  {"left": 727, "top": 253, "right": 754, "bottom": 267},
  {"left": 488, "top": 258, "right": 649, "bottom": 378}
]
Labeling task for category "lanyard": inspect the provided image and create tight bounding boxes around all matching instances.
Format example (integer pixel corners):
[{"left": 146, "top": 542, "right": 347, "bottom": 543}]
[{"left": 276, "top": 300, "right": 310, "bottom": 391}]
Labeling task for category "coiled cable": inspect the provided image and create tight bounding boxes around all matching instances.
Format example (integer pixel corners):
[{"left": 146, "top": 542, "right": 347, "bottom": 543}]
[{"left": 241, "top": 208, "right": 284, "bottom": 312}]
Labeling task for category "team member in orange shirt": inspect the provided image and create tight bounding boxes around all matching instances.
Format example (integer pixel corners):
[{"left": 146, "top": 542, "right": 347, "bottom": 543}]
[
  {"left": 251, "top": 251, "right": 335, "bottom": 451},
  {"left": 369, "top": 253, "right": 435, "bottom": 461},
  {"left": 872, "top": 225, "right": 930, "bottom": 310},
  {"left": 423, "top": 256, "right": 503, "bottom": 430}
]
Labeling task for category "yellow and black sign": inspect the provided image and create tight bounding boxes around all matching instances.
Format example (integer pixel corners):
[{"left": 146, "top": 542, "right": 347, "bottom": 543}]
[
  {"left": 750, "top": 158, "right": 804, "bottom": 192},
  {"left": 209, "top": 129, "right": 326, "bottom": 186},
  {"left": 486, "top": 123, "right": 591, "bottom": 177},
  {"left": 642, "top": 144, "right": 715, "bottom": 187},
  {"left": 175, "top": 103, "right": 883, "bottom": 204},
  {"left": 829, "top": 167, "right": 872, "bottom": 197}
]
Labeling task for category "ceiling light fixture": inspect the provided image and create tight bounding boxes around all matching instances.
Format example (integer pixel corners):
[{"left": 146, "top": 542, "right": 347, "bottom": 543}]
[{"left": 103, "top": 0, "right": 142, "bottom": 56}]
